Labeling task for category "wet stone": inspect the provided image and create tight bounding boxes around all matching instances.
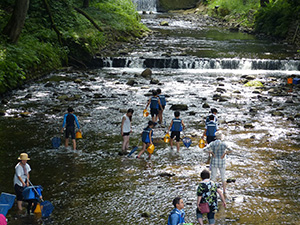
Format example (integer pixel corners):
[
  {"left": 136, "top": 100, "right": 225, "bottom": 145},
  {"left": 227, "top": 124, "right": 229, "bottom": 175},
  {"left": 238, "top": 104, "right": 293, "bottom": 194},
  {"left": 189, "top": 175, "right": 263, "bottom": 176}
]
[
  {"left": 272, "top": 111, "right": 284, "bottom": 117},
  {"left": 170, "top": 104, "right": 188, "bottom": 111},
  {"left": 20, "top": 112, "right": 30, "bottom": 117},
  {"left": 160, "top": 21, "right": 169, "bottom": 26},
  {"left": 126, "top": 79, "right": 137, "bottom": 86},
  {"left": 150, "top": 79, "right": 159, "bottom": 84},
  {"left": 141, "top": 68, "right": 152, "bottom": 78},
  {"left": 216, "top": 77, "right": 225, "bottom": 81},
  {"left": 74, "top": 79, "right": 82, "bottom": 84},
  {"left": 216, "top": 87, "right": 226, "bottom": 93},
  {"left": 233, "top": 90, "right": 241, "bottom": 94},
  {"left": 202, "top": 103, "right": 210, "bottom": 108},
  {"left": 44, "top": 82, "right": 54, "bottom": 87},
  {"left": 188, "top": 111, "right": 196, "bottom": 116},
  {"left": 141, "top": 212, "right": 152, "bottom": 218},
  {"left": 0, "top": 110, "right": 5, "bottom": 116},
  {"left": 244, "top": 123, "right": 254, "bottom": 128},
  {"left": 1, "top": 99, "right": 9, "bottom": 104},
  {"left": 25, "top": 93, "right": 32, "bottom": 99}
]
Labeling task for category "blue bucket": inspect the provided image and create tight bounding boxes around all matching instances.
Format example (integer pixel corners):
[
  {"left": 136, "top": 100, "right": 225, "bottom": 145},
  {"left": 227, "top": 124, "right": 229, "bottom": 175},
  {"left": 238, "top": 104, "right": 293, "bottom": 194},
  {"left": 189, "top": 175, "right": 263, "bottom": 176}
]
[
  {"left": 23, "top": 186, "right": 42, "bottom": 200},
  {"left": 293, "top": 78, "right": 300, "bottom": 84},
  {"left": 0, "top": 204, "right": 10, "bottom": 216},
  {"left": 41, "top": 201, "right": 54, "bottom": 217},
  {"left": 0, "top": 192, "right": 16, "bottom": 209},
  {"left": 52, "top": 137, "right": 61, "bottom": 149},
  {"left": 182, "top": 137, "right": 192, "bottom": 148}
]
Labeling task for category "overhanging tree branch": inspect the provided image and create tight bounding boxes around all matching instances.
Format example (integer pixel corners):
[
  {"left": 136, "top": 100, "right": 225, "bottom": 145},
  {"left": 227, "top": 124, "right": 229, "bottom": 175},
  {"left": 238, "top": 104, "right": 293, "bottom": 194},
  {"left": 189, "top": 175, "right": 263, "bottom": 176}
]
[{"left": 74, "top": 7, "right": 104, "bottom": 32}]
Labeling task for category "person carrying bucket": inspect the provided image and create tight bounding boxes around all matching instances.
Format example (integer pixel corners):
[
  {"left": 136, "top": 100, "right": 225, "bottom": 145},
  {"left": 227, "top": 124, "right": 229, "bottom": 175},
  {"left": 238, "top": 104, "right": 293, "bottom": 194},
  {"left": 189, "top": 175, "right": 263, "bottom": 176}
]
[
  {"left": 13, "top": 153, "right": 31, "bottom": 211},
  {"left": 60, "top": 107, "right": 81, "bottom": 150},
  {"left": 137, "top": 121, "right": 154, "bottom": 159},
  {"left": 168, "top": 111, "right": 185, "bottom": 153},
  {"left": 145, "top": 90, "right": 163, "bottom": 124},
  {"left": 157, "top": 88, "right": 166, "bottom": 125}
]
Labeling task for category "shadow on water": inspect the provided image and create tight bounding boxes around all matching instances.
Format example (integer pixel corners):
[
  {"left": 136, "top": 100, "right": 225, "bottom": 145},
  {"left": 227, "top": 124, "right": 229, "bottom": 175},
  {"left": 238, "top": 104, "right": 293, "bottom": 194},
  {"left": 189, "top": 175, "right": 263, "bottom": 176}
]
[{"left": 0, "top": 13, "right": 300, "bottom": 225}]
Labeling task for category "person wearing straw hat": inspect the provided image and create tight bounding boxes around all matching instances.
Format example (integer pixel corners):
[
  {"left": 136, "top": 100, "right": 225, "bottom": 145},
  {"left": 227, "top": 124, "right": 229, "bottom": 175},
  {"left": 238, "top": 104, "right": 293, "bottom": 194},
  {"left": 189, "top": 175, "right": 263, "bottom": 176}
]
[
  {"left": 13, "top": 153, "right": 31, "bottom": 211},
  {"left": 203, "top": 132, "right": 232, "bottom": 194}
]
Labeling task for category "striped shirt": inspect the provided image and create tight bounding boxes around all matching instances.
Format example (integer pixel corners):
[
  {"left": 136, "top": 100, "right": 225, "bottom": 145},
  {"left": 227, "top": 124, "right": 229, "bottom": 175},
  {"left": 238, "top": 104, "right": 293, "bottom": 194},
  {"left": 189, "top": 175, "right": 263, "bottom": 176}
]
[{"left": 203, "top": 140, "right": 231, "bottom": 168}]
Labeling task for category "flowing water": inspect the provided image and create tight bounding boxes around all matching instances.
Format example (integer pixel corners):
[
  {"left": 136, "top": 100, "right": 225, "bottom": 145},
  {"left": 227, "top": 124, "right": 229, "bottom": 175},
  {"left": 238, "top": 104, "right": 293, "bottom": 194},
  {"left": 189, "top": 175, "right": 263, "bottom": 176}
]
[{"left": 0, "top": 11, "right": 300, "bottom": 225}]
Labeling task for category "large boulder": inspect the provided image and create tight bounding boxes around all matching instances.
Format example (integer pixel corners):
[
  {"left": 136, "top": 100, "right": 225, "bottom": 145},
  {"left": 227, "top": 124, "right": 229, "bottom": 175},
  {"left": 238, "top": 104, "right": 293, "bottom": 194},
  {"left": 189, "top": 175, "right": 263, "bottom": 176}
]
[
  {"left": 141, "top": 68, "right": 152, "bottom": 78},
  {"left": 157, "top": 0, "right": 199, "bottom": 12}
]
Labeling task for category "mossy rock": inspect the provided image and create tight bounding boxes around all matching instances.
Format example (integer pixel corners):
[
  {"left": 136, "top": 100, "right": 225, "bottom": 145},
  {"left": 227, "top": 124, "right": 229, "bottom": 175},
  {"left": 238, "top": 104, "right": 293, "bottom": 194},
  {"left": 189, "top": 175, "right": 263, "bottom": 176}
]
[
  {"left": 244, "top": 80, "right": 264, "bottom": 87},
  {"left": 157, "top": 0, "right": 199, "bottom": 11}
]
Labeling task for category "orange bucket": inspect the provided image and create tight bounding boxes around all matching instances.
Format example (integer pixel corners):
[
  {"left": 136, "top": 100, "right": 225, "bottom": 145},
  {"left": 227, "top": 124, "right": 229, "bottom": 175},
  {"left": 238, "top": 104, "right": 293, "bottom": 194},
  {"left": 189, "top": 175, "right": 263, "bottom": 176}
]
[
  {"left": 164, "top": 133, "right": 170, "bottom": 143},
  {"left": 143, "top": 109, "right": 149, "bottom": 117},
  {"left": 287, "top": 78, "right": 293, "bottom": 84},
  {"left": 34, "top": 203, "right": 42, "bottom": 214},
  {"left": 147, "top": 144, "right": 155, "bottom": 154},
  {"left": 76, "top": 131, "right": 82, "bottom": 139},
  {"left": 198, "top": 139, "right": 206, "bottom": 148}
]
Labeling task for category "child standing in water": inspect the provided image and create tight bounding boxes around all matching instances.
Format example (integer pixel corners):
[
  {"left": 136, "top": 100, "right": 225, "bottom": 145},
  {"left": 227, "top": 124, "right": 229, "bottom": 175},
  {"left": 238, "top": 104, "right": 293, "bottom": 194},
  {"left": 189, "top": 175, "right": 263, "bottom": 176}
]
[
  {"left": 137, "top": 121, "right": 154, "bottom": 159},
  {"left": 145, "top": 90, "right": 163, "bottom": 124},
  {"left": 168, "top": 111, "right": 185, "bottom": 153},
  {"left": 60, "top": 107, "right": 81, "bottom": 150},
  {"left": 121, "top": 109, "right": 134, "bottom": 154},
  {"left": 157, "top": 88, "right": 166, "bottom": 125}
]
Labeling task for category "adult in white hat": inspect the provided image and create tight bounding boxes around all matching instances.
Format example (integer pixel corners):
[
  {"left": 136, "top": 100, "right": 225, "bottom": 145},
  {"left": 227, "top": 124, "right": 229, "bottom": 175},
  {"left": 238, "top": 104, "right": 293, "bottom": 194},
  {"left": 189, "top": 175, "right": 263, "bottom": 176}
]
[
  {"left": 203, "top": 131, "right": 232, "bottom": 194},
  {"left": 13, "top": 153, "right": 31, "bottom": 211}
]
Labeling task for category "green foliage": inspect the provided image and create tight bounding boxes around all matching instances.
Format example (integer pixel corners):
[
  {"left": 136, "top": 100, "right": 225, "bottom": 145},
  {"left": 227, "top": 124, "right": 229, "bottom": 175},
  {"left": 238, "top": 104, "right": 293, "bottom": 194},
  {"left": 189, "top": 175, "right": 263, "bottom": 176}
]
[
  {"left": 206, "top": 0, "right": 260, "bottom": 26},
  {"left": 255, "top": 0, "right": 299, "bottom": 38},
  {"left": 0, "top": 0, "right": 147, "bottom": 94}
]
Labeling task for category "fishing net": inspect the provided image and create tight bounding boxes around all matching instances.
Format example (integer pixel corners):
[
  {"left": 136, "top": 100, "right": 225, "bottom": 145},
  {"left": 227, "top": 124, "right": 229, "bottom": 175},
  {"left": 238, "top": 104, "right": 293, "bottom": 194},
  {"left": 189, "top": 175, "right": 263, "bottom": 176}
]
[{"left": 182, "top": 137, "right": 192, "bottom": 148}]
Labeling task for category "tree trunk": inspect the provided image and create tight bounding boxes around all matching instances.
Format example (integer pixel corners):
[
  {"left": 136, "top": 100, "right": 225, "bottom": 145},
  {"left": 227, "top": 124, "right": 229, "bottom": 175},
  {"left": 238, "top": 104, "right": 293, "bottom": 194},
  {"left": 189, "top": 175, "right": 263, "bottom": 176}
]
[
  {"left": 2, "top": 0, "right": 30, "bottom": 43},
  {"left": 83, "top": 0, "right": 89, "bottom": 8},
  {"left": 260, "top": 0, "right": 269, "bottom": 7}
]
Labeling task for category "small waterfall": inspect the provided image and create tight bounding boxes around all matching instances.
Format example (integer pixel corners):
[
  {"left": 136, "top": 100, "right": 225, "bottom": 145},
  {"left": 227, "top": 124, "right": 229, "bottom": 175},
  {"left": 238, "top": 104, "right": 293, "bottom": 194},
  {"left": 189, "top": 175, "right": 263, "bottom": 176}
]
[
  {"left": 91, "top": 57, "right": 300, "bottom": 71},
  {"left": 132, "top": 0, "right": 157, "bottom": 12}
]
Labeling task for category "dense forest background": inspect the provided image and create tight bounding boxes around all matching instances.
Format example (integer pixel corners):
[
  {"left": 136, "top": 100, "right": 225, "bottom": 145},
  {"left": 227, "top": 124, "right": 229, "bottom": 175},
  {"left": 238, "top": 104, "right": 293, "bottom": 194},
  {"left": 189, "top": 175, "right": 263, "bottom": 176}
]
[{"left": 0, "top": 0, "right": 299, "bottom": 94}]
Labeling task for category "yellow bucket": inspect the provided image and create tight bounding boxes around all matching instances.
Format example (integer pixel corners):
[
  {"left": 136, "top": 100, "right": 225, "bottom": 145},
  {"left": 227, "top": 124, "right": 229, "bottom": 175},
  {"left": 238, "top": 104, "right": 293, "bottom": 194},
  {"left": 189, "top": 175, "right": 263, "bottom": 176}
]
[
  {"left": 198, "top": 139, "right": 205, "bottom": 148},
  {"left": 287, "top": 78, "right": 293, "bottom": 84},
  {"left": 34, "top": 203, "right": 42, "bottom": 214},
  {"left": 164, "top": 133, "right": 170, "bottom": 143},
  {"left": 76, "top": 131, "right": 82, "bottom": 139},
  {"left": 143, "top": 109, "right": 149, "bottom": 117},
  {"left": 147, "top": 144, "right": 155, "bottom": 154}
]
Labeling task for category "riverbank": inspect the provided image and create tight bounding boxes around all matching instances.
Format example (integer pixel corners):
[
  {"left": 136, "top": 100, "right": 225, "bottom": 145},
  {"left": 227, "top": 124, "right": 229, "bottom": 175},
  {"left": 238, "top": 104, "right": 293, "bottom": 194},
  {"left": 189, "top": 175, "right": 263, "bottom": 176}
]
[{"left": 0, "top": 0, "right": 149, "bottom": 95}]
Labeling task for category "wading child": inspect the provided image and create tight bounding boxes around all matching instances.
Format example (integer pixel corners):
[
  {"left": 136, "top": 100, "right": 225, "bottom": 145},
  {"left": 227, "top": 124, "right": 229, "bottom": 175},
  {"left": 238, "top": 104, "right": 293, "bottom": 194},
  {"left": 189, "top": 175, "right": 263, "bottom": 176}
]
[
  {"left": 121, "top": 108, "right": 134, "bottom": 154},
  {"left": 205, "top": 108, "right": 218, "bottom": 125},
  {"left": 167, "top": 197, "right": 185, "bottom": 225},
  {"left": 137, "top": 121, "right": 154, "bottom": 159},
  {"left": 60, "top": 107, "right": 81, "bottom": 150},
  {"left": 157, "top": 88, "right": 166, "bottom": 125},
  {"left": 202, "top": 114, "right": 218, "bottom": 144},
  {"left": 145, "top": 90, "right": 163, "bottom": 124},
  {"left": 168, "top": 111, "right": 185, "bottom": 152}
]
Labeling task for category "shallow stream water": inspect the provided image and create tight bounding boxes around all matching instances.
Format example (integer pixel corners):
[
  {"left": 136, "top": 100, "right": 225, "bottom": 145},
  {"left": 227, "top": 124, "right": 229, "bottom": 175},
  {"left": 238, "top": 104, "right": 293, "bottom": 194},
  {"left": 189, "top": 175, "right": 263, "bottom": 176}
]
[{"left": 0, "top": 13, "right": 300, "bottom": 225}]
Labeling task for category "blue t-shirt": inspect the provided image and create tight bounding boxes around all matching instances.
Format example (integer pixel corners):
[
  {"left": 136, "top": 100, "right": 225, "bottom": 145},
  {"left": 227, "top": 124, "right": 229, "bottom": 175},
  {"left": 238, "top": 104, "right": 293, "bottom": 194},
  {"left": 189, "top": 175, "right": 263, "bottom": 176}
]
[
  {"left": 150, "top": 97, "right": 159, "bottom": 109},
  {"left": 171, "top": 118, "right": 183, "bottom": 132},
  {"left": 142, "top": 127, "right": 153, "bottom": 143},
  {"left": 62, "top": 113, "right": 80, "bottom": 128},
  {"left": 158, "top": 95, "right": 166, "bottom": 106},
  {"left": 205, "top": 121, "right": 217, "bottom": 137},
  {"left": 167, "top": 208, "right": 185, "bottom": 225}
]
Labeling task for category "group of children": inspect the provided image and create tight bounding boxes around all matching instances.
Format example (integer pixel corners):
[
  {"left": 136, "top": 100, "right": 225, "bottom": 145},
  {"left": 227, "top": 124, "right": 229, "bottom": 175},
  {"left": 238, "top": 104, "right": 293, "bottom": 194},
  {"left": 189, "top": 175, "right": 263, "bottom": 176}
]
[{"left": 120, "top": 88, "right": 219, "bottom": 160}]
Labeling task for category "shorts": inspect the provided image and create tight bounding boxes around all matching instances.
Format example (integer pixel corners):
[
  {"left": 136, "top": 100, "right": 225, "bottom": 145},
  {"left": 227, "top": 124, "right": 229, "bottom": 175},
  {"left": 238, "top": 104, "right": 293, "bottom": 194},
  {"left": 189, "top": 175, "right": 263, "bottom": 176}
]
[
  {"left": 150, "top": 108, "right": 159, "bottom": 117},
  {"left": 211, "top": 167, "right": 226, "bottom": 182},
  {"left": 159, "top": 105, "right": 165, "bottom": 111},
  {"left": 122, "top": 132, "right": 130, "bottom": 136},
  {"left": 14, "top": 184, "right": 25, "bottom": 201},
  {"left": 65, "top": 126, "right": 75, "bottom": 139},
  {"left": 207, "top": 136, "right": 216, "bottom": 144},
  {"left": 171, "top": 131, "right": 180, "bottom": 142},
  {"left": 196, "top": 208, "right": 215, "bottom": 224}
]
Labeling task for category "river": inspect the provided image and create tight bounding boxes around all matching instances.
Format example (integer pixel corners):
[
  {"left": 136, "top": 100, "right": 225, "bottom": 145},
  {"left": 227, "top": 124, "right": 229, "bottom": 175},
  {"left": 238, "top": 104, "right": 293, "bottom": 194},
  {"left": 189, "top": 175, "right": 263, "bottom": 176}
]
[{"left": 0, "top": 10, "right": 300, "bottom": 225}]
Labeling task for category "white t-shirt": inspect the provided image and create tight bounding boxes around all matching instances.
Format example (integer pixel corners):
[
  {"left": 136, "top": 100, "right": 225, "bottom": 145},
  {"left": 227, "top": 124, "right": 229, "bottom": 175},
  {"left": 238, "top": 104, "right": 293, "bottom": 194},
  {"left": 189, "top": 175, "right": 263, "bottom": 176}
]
[
  {"left": 122, "top": 114, "right": 131, "bottom": 133},
  {"left": 13, "top": 162, "right": 31, "bottom": 186}
]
